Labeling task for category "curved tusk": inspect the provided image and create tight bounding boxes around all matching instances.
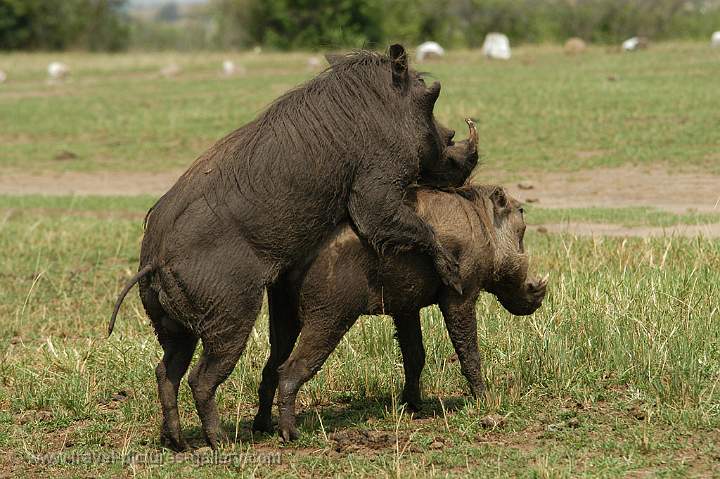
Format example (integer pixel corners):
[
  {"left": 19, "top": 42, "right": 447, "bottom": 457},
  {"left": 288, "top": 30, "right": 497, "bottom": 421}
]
[{"left": 464, "top": 118, "right": 478, "bottom": 152}]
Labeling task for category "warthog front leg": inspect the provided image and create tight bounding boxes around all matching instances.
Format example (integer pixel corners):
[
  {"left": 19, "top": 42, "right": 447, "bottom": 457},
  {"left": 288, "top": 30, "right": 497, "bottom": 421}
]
[
  {"left": 439, "top": 291, "right": 485, "bottom": 398},
  {"left": 348, "top": 164, "right": 462, "bottom": 295},
  {"left": 276, "top": 311, "right": 360, "bottom": 442}
]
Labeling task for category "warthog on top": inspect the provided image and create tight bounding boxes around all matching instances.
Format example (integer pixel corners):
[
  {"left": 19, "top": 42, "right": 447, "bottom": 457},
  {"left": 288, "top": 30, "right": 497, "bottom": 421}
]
[
  {"left": 254, "top": 185, "right": 548, "bottom": 441},
  {"left": 109, "top": 45, "right": 478, "bottom": 451}
]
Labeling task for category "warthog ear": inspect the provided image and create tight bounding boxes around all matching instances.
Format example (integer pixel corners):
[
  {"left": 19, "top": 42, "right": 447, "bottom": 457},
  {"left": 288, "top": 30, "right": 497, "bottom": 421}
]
[
  {"left": 423, "top": 81, "right": 441, "bottom": 110},
  {"left": 490, "top": 186, "right": 508, "bottom": 210},
  {"left": 389, "top": 44, "right": 409, "bottom": 90}
]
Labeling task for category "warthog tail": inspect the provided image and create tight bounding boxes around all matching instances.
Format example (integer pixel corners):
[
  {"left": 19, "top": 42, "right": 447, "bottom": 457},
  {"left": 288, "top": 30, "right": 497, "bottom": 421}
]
[{"left": 108, "top": 264, "right": 155, "bottom": 337}]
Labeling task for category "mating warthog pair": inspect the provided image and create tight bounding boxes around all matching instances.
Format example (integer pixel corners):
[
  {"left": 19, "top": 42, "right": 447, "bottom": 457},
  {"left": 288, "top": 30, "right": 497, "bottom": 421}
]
[
  {"left": 110, "top": 44, "right": 546, "bottom": 450},
  {"left": 255, "top": 184, "right": 547, "bottom": 441}
]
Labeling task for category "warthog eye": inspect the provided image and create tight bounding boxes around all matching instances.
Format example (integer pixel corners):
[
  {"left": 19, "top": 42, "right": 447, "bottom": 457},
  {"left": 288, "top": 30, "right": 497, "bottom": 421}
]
[
  {"left": 519, "top": 207, "right": 524, "bottom": 214},
  {"left": 416, "top": 72, "right": 429, "bottom": 87}
]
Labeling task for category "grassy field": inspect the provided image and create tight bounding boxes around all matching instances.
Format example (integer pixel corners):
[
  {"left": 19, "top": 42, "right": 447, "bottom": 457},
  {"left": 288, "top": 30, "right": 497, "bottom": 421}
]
[
  {"left": 1, "top": 208, "right": 719, "bottom": 477},
  {"left": 2, "top": 194, "right": 720, "bottom": 228},
  {"left": 1, "top": 43, "right": 720, "bottom": 477},
  {"left": 1, "top": 42, "right": 720, "bottom": 174}
]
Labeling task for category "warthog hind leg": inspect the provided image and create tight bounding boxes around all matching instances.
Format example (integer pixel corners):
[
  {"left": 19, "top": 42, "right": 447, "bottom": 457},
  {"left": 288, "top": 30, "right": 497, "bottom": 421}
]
[
  {"left": 142, "top": 284, "right": 198, "bottom": 452},
  {"left": 392, "top": 310, "right": 425, "bottom": 412},
  {"left": 253, "top": 278, "right": 301, "bottom": 434}
]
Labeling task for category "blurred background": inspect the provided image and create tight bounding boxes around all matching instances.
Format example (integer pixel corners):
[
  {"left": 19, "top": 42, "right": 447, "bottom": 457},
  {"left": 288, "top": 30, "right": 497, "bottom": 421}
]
[
  {"left": 2, "top": 3, "right": 720, "bottom": 477},
  {"left": 1, "top": 0, "right": 720, "bottom": 52}
]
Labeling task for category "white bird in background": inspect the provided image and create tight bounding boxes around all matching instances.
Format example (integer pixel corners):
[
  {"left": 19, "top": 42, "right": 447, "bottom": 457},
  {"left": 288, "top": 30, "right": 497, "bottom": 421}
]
[
  {"left": 222, "top": 60, "right": 236, "bottom": 76},
  {"left": 482, "top": 33, "right": 511, "bottom": 60},
  {"left": 622, "top": 37, "right": 640, "bottom": 51},
  {"left": 0, "top": 70, "right": 6, "bottom": 84},
  {"left": 416, "top": 41, "right": 445, "bottom": 62},
  {"left": 712, "top": 31, "right": 720, "bottom": 48},
  {"left": 622, "top": 36, "right": 648, "bottom": 51},
  {"left": 47, "top": 61, "right": 70, "bottom": 81},
  {"left": 222, "top": 60, "right": 246, "bottom": 76}
]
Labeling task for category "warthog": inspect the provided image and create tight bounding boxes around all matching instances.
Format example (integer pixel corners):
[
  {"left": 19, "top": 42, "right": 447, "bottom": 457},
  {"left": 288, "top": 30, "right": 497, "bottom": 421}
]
[
  {"left": 252, "top": 185, "right": 547, "bottom": 441},
  {"left": 109, "top": 45, "right": 478, "bottom": 450}
]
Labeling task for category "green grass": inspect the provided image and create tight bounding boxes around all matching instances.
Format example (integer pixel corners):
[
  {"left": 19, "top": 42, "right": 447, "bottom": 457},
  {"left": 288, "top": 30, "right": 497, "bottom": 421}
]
[
  {"left": 1, "top": 199, "right": 719, "bottom": 477},
  {"left": 3, "top": 194, "right": 719, "bottom": 229},
  {"left": 1, "top": 42, "right": 720, "bottom": 174},
  {"left": 525, "top": 205, "right": 720, "bottom": 228},
  {"left": 0, "top": 194, "right": 157, "bottom": 212}
]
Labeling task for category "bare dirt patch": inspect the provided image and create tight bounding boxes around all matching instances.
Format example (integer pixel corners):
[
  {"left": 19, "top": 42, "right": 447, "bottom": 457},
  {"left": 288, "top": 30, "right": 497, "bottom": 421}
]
[
  {"left": 3, "top": 166, "right": 717, "bottom": 214},
  {"left": 2, "top": 166, "right": 720, "bottom": 239},
  {"left": 328, "top": 429, "right": 415, "bottom": 454},
  {"left": 499, "top": 166, "right": 720, "bottom": 214},
  {"left": 0, "top": 170, "right": 183, "bottom": 196}
]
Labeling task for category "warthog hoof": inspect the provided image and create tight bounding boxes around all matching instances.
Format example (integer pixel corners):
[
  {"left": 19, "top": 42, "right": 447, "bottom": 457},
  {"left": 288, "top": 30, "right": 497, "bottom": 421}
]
[
  {"left": 160, "top": 432, "right": 189, "bottom": 452},
  {"left": 203, "top": 430, "right": 230, "bottom": 450},
  {"left": 401, "top": 389, "right": 423, "bottom": 412},
  {"left": 279, "top": 423, "right": 299, "bottom": 442},
  {"left": 252, "top": 414, "right": 274, "bottom": 434}
]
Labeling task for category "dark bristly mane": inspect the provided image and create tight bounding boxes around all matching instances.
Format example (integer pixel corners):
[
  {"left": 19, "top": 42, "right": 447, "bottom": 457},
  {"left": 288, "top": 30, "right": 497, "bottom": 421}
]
[
  {"left": 246, "top": 50, "right": 402, "bottom": 170},
  {"left": 176, "top": 48, "right": 415, "bottom": 215},
  {"left": 204, "top": 51, "right": 400, "bottom": 173}
]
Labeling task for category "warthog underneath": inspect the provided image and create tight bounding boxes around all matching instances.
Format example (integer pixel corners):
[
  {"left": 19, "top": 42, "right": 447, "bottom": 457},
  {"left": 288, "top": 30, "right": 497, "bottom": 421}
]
[
  {"left": 252, "top": 185, "right": 547, "bottom": 441},
  {"left": 109, "top": 45, "right": 478, "bottom": 450}
]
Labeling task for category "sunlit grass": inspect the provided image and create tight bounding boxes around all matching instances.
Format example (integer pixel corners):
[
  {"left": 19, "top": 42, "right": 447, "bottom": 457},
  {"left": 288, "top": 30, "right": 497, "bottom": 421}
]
[
  {"left": 1, "top": 204, "right": 719, "bottom": 476},
  {"left": 3, "top": 194, "right": 719, "bottom": 228},
  {"left": 525, "top": 205, "right": 720, "bottom": 227},
  {"left": 1, "top": 42, "right": 719, "bottom": 174}
]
